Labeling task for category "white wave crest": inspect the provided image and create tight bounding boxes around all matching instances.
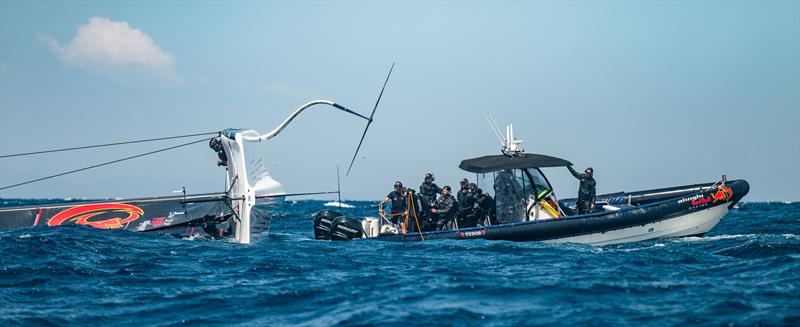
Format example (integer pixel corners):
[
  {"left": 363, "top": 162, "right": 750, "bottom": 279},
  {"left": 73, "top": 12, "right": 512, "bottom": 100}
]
[
  {"left": 324, "top": 201, "right": 355, "bottom": 208},
  {"left": 676, "top": 234, "right": 755, "bottom": 242}
]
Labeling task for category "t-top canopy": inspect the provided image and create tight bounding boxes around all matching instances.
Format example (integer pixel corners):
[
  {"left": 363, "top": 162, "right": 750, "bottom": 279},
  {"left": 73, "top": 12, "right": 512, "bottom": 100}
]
[{"left": 459, "top": 153, "right": 572, "bottom": 173}]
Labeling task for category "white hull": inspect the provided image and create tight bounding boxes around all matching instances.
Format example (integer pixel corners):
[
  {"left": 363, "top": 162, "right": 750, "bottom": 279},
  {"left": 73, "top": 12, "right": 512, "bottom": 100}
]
[{"left": 544, "top": 204, "right": 729, "bottom": 246}]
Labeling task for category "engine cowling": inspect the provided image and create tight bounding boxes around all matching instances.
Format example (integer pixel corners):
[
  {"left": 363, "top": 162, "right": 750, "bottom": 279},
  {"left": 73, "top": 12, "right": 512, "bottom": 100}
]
[
  {"left": 313, "top": 210, "right": 344, "bottom": 240},
  {"left": 329, "top": 216, "right": 365, "bottom": 241}
]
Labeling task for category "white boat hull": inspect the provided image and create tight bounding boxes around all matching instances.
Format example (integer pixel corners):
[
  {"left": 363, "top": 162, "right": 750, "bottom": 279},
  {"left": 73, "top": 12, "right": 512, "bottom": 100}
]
[{"left": 544, "top": 204, "right": 729, "bottom": 246}]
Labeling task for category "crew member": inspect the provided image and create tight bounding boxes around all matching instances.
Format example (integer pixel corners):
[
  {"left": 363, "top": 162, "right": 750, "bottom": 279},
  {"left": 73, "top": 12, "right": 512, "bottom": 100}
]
[
  {"left": 419, "top": 173, "right": 441, "bottom": 221},
  {"left": 419, "top": 173, "right": 442, "bottom": 207},
  {"left": 458, "top": 183, "right": 478, "bottom": 227},
  {"left": 208, "top": 137, "right": 228, "bottom": 166},
  {"left": 431, "top": 185, "right": 456, "bottom": 231},
  {"left": 475, "top": 187, "right": 496, "bottom": 226},
  {"left": 381, "top": 181, "right": 407, "bottom": 224},
  {"left": 568, "top": 166, "right": 596, "bottom": 215},
  {"left": 457, "top": 178, "right": 470, "bottom": 204}
]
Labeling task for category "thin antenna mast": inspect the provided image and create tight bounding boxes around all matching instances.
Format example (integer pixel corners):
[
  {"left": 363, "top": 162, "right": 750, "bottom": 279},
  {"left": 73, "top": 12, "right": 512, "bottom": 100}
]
[{"left": 483, "top": 111, "right": 506, "bottom": 146}]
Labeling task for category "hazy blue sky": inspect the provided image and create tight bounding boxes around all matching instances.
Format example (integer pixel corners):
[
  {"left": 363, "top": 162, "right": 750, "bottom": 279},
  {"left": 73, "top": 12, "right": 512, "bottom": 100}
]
[{"left": 1, "top": 1, "right": 798, "bottom": 202}]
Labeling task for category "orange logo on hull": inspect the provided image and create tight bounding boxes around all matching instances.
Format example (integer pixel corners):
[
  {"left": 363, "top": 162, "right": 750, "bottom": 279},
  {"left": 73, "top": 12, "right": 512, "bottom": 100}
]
[
  {"left": 48, "top": 203, "right": 144, "bottom": 229},
  {"left": 712, "top": 186, "right": 733, "bottom": 203}
]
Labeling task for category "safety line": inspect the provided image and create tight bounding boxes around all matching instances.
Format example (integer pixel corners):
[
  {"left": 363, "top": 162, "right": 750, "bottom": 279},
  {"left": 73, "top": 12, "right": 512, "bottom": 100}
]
[
  {"left": 0, "top": 131, "right": 220, "bottom": 158},
  {"left": 0, "top": 137, "right": 213, "bottom": 191}
]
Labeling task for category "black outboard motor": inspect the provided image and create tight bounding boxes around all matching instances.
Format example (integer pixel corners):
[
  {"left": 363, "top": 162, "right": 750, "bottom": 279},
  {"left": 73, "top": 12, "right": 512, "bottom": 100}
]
[
  {"left": 313, "top": 210, "right": 344, "bottom": 240},
  {"left": 330, "top": 216, "right": 365, "bottom": 241}
]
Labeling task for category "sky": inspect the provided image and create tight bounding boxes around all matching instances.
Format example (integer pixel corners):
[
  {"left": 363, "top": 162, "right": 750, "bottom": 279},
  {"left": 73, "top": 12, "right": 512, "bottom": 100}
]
[{"left": 0, "top": 1, "right": 798, "bottom": 202}]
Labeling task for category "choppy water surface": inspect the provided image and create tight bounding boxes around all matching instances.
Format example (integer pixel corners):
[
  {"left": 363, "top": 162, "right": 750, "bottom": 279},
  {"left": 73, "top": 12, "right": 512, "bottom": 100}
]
[{"left": 1, "top": 201, "right": 798, "bottom": 326}]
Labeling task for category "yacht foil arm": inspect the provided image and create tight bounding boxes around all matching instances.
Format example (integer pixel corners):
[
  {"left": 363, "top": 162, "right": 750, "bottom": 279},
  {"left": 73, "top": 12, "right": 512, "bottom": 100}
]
[
  {"left": 238, "top": 100, "right": 370, "bottom": 143},
  {"left": 218, "top": 99, "right": 369, "bottom": 244}
]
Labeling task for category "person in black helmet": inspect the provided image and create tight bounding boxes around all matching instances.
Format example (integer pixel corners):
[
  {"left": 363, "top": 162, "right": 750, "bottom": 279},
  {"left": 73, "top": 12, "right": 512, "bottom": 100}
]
[
  {"left": 431, "top": 185, "right": 456, "bottom": 230},
  {"left": 567, "top": 166, "right": 596, "bottom": 215},
  {"left": 381, "top": 181, "right": 407, "bottom": 224},
  {"left": 419, "top": 173, "right": 442, "bottom": 207},
  {"left": 419, "top": 173, "right": 441, "bottom": 221}
]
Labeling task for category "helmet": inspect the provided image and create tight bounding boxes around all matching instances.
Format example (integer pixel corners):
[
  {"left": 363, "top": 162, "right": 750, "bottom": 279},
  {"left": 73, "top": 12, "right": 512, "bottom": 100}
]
[
  {"left": 394, "top": 181, "right": 403, "bottom": 188},
  {"left": 425, "top": 173, "right": 434, "bottom": 181}
]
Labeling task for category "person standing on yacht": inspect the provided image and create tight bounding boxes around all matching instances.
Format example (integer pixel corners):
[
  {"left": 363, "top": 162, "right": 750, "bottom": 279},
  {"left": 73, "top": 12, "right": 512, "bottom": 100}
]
[{"left": 568, "top": 166, "right": 596, "bottom": 215}]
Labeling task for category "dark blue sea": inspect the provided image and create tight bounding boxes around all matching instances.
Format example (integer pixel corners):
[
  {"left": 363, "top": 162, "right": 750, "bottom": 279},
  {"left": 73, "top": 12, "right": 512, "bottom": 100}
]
[{"left": 1, "top": 200, "right": 798, "bottom": 326}]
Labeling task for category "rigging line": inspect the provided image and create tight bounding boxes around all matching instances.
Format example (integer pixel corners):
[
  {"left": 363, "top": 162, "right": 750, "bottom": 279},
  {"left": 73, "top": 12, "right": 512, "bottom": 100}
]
[
  {"left": 0, "top": 131, "right": 221, "bottom": 159},
  {"left": 0, "top": 137, "right": 213, "bottom": 191}
]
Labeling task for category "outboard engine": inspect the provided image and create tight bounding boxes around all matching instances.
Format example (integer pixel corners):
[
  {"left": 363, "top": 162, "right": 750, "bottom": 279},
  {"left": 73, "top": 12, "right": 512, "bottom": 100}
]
[
  {"left": 313, "top": 210, "right": 344, "bottom": 240},
  {"left": 330, "top": 216, "right": 365, "bottom": 241}
]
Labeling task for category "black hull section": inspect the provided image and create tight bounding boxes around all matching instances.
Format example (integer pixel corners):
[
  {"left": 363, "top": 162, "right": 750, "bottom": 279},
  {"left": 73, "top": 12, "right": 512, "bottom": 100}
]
[
  {"left": 0, "top": 193, "right": 236, "bottom": 239},
  {"left": 377, "top": 179, "right": 749, "bottom": 243}
]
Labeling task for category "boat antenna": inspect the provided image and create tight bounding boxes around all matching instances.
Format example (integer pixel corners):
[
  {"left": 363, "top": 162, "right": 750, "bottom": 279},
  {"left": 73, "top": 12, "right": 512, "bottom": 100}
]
[
  {"left": 483, "top": 111, "right": 506, "bottom": 147},
  {"left": 346, "top": 63, "right": 394, "bottom": 176}
]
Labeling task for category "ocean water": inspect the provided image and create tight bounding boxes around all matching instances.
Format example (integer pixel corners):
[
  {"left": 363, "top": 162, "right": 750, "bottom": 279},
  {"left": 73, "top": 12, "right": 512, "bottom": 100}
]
[{"left": 1, "top": 200, "right": 798, "bottom": 326}]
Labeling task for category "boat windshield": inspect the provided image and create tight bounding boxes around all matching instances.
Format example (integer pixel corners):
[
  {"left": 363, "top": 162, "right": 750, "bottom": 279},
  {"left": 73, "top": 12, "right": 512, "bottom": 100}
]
[
  {"left": 526, "top": 168, "right": 553, "bottom": 200},
  {"left": 492, "top": 168, "right": 554, "bottom": 223}
]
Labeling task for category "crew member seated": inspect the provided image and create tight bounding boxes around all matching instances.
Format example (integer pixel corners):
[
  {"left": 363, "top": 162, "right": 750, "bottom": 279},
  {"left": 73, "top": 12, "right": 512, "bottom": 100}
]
[
  {"left": 431, "top": 185, "right": 456, "bottom": 231},
  {"left": 381, "top": 181, "right": 407, "bottom": 224}
]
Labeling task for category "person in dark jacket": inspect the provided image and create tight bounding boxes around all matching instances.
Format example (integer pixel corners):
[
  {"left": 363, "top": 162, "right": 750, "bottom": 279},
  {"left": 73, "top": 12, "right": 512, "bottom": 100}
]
[
  {"left": 419, "top": 173, "right": 441, "bottom": 204},
  {"left": 475, "top": 188, "right": 496, "bottom": 225},
  {"left": 458, "top": 183, "right": 479, "bottom": 227},
  {"left": 381, "top": 181, "right": 407, "bottom": 224},
  {"left": 208, "top": 138, "right": 228, "bottom": 166},
  {"left": 456, "top": 178, "right": 471, "bottom": 204},
  {"left": 431, "top": 185, "right": 456, "bottom": 230},
  {"left": 567, "top": 166, "right": 596, "bottom": 215}
]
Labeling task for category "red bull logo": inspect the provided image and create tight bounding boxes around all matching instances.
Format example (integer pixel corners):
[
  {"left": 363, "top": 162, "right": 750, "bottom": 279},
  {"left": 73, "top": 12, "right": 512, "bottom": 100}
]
[
  {"left": 712, "top": 186, "right": 733, "bottom": 203},
  {"left": 48, "top": 203, "right": 144, "bottom": 229}
]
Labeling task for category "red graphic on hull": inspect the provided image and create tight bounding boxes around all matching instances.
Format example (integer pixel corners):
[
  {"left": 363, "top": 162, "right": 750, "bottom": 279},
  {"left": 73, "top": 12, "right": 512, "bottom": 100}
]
[
  {"left": 712, "top": 186, "right": 734, "bottom": 203},
  {"left": 691, "top": 196, "right": 711, "bottom": 207},
  {"left": 150, "top": 217, "right": 165, "bottom": 227},
  {"left": 47, "top": 203, "right": 144, "bottom": 229}
]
